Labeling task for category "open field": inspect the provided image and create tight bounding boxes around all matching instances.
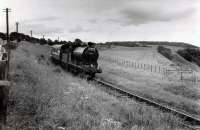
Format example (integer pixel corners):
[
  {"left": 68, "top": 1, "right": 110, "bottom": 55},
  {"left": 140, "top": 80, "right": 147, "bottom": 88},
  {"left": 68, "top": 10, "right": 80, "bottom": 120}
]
[
  {"left": 5, "top": 42, "right": 190, "bottom": 129},
  {"left": 98, "top": 45, "right": 200, "bottom": 118},
  {"left": 99, "top": 46, "right": 173, "bottom": 67}
]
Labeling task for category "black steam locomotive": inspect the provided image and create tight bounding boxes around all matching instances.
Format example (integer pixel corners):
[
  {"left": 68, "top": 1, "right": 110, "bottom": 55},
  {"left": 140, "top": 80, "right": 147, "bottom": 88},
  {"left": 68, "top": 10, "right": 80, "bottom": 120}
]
[{"left": 50, "top": 41, "right": 102, "bottom": 78}]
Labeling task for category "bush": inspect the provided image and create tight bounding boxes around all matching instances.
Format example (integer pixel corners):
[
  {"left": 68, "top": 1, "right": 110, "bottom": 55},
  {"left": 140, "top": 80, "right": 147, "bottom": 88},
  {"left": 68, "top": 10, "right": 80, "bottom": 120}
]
[
  {"left": 177, "top": 48, "right": 200, "bottom": 66},
  {"left": 157, "top": 46, "right": 173, "bottom": 60},
  {"left": 177, "top": 50, "right": 192, "bottom": 61},
  {"left": 39, "top": 38, "right": 47, "bottom": 45}
]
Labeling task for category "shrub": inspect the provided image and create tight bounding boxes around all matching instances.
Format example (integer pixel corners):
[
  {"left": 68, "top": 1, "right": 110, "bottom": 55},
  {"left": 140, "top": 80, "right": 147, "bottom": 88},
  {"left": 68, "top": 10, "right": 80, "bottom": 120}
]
[
  {"left": 177, "top": 48, "right": 200, "bottom": 66},
  {"left": 157, "top": 46, "right": 173, "bottom": 60}
]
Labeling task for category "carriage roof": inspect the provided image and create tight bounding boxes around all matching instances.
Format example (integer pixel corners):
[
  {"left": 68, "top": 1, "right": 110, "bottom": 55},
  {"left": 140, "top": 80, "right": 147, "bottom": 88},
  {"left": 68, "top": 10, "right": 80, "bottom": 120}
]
[{"left": 51, "top": 44, "right": 64, "bottom": 49}]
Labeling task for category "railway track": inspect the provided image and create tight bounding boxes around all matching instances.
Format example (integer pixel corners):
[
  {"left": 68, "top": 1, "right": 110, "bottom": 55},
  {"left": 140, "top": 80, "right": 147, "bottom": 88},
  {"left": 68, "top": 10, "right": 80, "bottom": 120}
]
[{"left": 93, "top": 77, "right": 200, "bottom": 130}]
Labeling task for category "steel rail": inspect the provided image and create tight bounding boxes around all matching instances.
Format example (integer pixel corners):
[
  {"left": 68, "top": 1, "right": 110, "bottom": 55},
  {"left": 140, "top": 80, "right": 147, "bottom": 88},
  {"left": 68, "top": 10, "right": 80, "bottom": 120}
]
[{"left": 93, "top": 77, "right": 200, "bottom": 130}]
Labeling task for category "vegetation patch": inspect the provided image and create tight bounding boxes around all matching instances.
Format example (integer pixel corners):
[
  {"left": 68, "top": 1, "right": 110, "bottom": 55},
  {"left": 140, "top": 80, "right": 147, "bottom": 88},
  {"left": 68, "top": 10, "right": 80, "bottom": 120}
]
[
  {"left": 177, "top": 48, "right": 200, "bottom": 66},
  {"left": 157, "top": 46, "right": 173, "bottom": 60},
  {"left": 164, "top": 85, "right": 200, "bottom": 100},
  {"left": 106, "top": 41, "right": 196, "bottom": 48}
]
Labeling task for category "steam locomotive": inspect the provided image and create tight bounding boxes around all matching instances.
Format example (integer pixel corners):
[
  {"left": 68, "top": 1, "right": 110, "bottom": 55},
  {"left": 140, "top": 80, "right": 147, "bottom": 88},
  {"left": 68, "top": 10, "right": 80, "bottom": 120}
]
[{"left": 50, "top": 41, "right": 102, "bottom": 78}]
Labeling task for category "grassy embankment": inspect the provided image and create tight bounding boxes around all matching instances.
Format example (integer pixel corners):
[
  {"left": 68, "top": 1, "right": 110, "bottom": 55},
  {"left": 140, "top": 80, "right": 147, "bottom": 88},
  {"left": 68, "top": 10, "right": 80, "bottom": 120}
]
[
  {"left": 7, "top": 42, "right": 188, "bottom": 130},
  {"left": 98, "top": 46, "right": 200, "bottom": 118}
]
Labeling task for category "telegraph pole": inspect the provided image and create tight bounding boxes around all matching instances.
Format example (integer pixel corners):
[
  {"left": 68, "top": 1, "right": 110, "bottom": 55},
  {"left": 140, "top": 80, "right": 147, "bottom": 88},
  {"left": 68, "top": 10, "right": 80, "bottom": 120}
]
[
  {"left": 30, "top": 30, "right": 33, "bottom": 42},
  {"left": 30, "top": 30, "right": 33, "bottom": 37},
  {"left": 16, "top": 22, "right": 19, "bottom": 33},
  {"left": 3, "top": 8, "right": 11, "bottom": 44},
  {"left": 0, "top": 8, "right": 11, "bottom": 128},
  {"left": 3, "top": 8, "right": 11, "bottom": 79}
]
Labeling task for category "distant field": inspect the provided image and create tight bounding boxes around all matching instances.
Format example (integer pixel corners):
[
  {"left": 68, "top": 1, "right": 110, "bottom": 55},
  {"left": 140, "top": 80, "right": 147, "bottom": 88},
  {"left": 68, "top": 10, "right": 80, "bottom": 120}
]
[
  {"left": 98, "top": 45, "right": 200, "bottom": 117},
  {"left": 100, "top": 46, "right": 173, "bottom": 66}
]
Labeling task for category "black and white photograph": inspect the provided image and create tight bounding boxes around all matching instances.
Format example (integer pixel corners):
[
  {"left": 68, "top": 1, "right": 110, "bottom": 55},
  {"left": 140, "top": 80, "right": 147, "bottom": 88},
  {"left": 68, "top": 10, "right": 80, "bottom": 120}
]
[{"left": 0, "top": 0, "right": 200, "bottom": 129}]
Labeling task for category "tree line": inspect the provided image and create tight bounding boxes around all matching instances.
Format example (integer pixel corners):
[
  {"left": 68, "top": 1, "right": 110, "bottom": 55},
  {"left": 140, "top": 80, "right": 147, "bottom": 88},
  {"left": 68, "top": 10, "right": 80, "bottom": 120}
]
[
  {"left": 105, "top": 41, "right": 197, "bottom": 48},
  {"left": 0, "top": 32, "right": 69, "bottom": 46}
]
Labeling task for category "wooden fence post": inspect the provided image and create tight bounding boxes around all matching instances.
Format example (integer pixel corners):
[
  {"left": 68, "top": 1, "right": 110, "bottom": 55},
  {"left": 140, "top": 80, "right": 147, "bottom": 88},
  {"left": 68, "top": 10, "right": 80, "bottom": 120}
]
[{"left": 135, "top": 62, "right": 137, "bottom": 68}]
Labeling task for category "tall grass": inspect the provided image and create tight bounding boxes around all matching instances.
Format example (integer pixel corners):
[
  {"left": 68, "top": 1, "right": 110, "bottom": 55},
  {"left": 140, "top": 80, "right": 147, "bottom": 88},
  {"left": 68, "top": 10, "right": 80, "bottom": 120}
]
[
  {"left": 7, "top": 42, "right": 189, "bottom": 130},
  {"left": 157, "top": 46, "right": 173, "bottom": 60}
]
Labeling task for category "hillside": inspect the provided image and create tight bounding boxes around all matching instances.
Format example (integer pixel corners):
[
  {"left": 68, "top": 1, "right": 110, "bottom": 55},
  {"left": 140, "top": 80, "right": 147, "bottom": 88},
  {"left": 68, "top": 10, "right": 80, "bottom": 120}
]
[{"left": 105, "top": 41, "right": 198, "bottom": 48}]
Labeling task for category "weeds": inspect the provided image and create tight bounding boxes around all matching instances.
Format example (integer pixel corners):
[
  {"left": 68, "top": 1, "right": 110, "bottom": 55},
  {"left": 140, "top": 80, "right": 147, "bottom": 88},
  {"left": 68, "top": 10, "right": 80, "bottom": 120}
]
[{"left": 164, "top": 85, "right": 200, "bottom": 100}]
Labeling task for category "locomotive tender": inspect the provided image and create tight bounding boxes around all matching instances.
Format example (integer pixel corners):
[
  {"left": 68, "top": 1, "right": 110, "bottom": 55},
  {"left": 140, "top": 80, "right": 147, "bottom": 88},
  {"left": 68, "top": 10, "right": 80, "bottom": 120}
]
[{"left": 50, "top": 42, "right": 102, "bottom": 78}]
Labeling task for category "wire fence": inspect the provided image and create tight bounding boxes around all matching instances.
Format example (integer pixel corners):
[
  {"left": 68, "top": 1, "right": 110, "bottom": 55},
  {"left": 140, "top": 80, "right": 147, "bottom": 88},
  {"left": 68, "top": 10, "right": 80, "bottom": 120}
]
[
  {"left": 99, "top": 55, "right": 168, "bottom": 74},
  {"left": 99, "top": 55, "right": 200, "bottom": 85}
]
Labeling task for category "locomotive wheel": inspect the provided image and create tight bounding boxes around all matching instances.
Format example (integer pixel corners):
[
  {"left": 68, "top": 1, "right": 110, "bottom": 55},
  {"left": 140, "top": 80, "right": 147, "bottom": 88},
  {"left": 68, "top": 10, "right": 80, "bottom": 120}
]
[
  {"left": 51, "top": 57, "right": 59, "bottom": 65},
  {"left": 60, "top": 62, "right": 65, "bottom": 69},
  {"left": 65, "top": 64, "right": 69, "bottom": 71},
  {"left": 90, "top": 73, "right": 95, "bottom": 79},
  {"left": 86, "top": 73, "right": 95, "bottom": 80},
  {"left": 72, "top": 66, "right": 79, "bottom": 75},
  {"left": 67, "top": 65, "right": 70, "bottom": 71},
  {"left": 66, "top": 64, "right": 71, "bottom": 72},
  {"left": 85, "top": 75, "right": 90, "bottom": 81},
  {"left": 79, "top": 73, "right": 85, "bottom": 79}
]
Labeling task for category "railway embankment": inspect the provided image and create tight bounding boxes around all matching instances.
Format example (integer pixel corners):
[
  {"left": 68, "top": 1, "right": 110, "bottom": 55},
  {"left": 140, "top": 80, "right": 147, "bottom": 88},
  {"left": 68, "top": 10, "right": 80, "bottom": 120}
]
[{"left": 6, "top": 42, "right": 191, "bottom": 129}]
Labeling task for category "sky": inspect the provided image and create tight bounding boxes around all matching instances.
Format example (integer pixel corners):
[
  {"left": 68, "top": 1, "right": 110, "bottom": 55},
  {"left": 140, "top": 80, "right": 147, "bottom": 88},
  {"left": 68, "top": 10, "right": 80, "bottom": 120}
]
[{"left": 0, "top": 0, "right": 200, "bottom": 46}]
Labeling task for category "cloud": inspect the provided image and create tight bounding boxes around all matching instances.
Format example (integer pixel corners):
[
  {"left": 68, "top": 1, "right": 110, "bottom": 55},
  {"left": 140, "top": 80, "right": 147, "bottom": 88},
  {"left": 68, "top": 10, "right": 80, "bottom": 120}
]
[
  {"left": 103, "top": 0, "right": 197, "bottom": 25},
  {"left": 88, "top": 19, "right": 99, "bottom": 24},
  {"left": 20, "top": 16, "right": 63, "bottom": 35},
  {"left": 35, "top": 16, "right": 60, "bottom": 22},
  {"left": 22, "top": 23, "right": 64, "bottom": 35},
  {"left": 120, "top": 2, "right": 195, "bottom": 25},
  {"left": 69, "top": 26, "right": 90, "bottom": 33},
  {"left": 58, "top": 0, "right": 197, "bottom": 26},
  {"left": 23, "top": 16, "right": 60, "bottom": 23}
]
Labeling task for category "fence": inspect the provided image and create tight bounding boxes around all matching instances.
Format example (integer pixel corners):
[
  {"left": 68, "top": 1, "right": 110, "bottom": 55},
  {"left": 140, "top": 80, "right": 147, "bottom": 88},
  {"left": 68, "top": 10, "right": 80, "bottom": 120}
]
[
  {"left": 99, "top": 55, "right": 168, "bottom": 74},
  {"left": 99, "top": 55, "right": 200, "bottom": 84}
]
